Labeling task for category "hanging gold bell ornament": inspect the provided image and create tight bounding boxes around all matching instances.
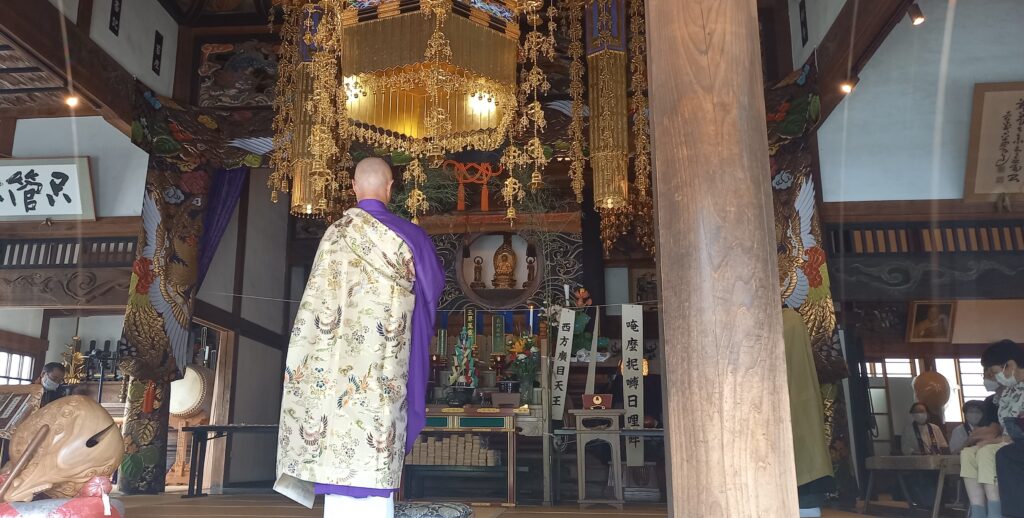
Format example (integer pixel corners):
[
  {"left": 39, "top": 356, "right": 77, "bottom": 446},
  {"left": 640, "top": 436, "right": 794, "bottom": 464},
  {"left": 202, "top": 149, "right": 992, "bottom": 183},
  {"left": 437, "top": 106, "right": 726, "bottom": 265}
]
[{"left": 586, "top": 0, "right": 629, "bottom": 210}]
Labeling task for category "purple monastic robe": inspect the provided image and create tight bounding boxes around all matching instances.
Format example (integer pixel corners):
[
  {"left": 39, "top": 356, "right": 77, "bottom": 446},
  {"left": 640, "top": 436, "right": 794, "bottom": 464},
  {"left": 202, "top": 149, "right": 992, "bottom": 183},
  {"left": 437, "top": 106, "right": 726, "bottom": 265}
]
[{"left": 313, "top": 199, "right": 444, "bottom": 497}]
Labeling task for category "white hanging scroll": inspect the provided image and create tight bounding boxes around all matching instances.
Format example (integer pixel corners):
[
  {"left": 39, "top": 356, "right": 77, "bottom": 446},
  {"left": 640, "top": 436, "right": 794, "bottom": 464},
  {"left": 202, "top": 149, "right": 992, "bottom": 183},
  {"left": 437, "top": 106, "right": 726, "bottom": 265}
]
[
  {"left": 550, "top": 307, "right": 576, "bottom": 419},
  {"left": 621, "top": 304, "right": 645, "bottom": 466}
]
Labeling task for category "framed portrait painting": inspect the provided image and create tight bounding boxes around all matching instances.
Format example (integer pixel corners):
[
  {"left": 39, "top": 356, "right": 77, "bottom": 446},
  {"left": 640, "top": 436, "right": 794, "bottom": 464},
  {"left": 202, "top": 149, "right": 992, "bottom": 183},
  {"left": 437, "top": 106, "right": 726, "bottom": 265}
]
[{"left": 907, "top": 301, "right": 956, "bottom": 343}]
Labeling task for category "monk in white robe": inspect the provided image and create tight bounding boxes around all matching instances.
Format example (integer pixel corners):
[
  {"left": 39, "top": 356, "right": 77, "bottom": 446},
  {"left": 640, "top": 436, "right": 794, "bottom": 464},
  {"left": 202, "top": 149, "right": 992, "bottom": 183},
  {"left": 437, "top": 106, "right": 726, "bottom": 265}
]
[{"left": 276, "top": 158, "right": 444, "bottom": 517}]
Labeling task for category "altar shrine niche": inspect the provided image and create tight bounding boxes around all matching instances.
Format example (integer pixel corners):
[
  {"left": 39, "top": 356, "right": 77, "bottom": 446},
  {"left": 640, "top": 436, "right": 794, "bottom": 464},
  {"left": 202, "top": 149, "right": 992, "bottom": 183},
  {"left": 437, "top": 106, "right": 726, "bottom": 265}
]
[
  {"left": 455, "top": 233, "right": 540, "bottom": 309},
  {"left": 434, "top": 230, "right": 582, "bottom": 313}
]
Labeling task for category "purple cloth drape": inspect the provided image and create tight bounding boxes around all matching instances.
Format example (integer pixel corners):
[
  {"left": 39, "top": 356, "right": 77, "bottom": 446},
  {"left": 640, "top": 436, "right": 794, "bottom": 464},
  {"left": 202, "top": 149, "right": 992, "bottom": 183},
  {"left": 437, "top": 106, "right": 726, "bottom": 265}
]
[
  {"left": 314, "top": 199, "right": 445, "bottom": 498},
  {"left": 197, "top": 167, "right": 247, "bottom": 286}
]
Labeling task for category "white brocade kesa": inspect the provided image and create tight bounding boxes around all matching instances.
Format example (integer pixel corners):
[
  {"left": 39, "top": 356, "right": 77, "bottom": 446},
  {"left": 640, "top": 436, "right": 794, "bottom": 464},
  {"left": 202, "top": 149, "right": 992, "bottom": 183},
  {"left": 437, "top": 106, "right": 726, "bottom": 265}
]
[{"left": 277, "top": 208, "right": 417, "bottom": 490}]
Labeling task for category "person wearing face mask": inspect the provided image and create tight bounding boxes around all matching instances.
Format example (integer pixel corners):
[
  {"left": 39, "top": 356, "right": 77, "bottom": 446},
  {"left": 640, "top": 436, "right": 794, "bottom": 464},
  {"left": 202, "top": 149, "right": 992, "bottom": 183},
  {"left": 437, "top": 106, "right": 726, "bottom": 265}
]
[
  {"left": 951, "top": 401, "right": 995, "bottom": 454},
  {"left": 899, "top": 402, "right": 948, "bottom": 510},
  {"left": 960, "top": 339, "right": 1024, "bottom": 518},
  {"left": 901, "top": 402, "right": 948, "bottom": 456},
  {"left": 35, "top": 362, "right": 70, "bottom": 406}
]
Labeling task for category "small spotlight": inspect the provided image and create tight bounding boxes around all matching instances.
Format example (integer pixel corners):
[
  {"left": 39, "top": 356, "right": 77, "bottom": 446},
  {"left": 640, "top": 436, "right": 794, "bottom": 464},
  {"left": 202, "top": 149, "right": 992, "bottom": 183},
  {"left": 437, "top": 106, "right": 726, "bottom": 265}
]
[
  {"left": 839, "top": 78, "right": 858, "bottom": 94},
  {"left": 908, "top": 3, "right": 925, "bottom": 25},
  {"left": 65, "top": 95, "right": 80, "bottom": 108}
]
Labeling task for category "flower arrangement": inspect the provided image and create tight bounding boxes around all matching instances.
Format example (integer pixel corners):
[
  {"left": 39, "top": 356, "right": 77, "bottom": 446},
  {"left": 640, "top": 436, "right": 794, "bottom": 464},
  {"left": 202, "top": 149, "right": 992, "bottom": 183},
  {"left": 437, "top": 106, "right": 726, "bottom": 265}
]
[{"left": 505, "top": 334, "right": 539, "bottom": 404}]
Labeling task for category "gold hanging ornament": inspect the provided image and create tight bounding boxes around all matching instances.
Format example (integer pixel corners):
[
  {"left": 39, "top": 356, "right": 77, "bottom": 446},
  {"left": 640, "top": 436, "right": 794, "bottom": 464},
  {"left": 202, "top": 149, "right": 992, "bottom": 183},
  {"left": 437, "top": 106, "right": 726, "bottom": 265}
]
[
  {"left": 339, "top": 0, "right": 519, "bottom": 158},
  {"left": 269, "top": 1, "right": 352, "bottom": 219},
  {"left": 566, "top": 0, "right": 586, "bottom": 203},
  {"left": 405, "top": 158, "right": 430, "bottom": 223},
  {"left": 501, "top": 0, "right": 555, "bottom": 221},
  {"left": 599, "top": 0, "right": 655, "bottom": 257},
  {"left": 587, "top": 0, "right": 628, "bottom": 211}
]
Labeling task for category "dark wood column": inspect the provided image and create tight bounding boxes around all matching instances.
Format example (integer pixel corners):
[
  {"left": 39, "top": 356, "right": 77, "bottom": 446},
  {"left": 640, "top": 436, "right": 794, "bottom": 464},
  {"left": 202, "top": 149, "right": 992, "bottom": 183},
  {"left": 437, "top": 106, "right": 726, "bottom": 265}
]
[{"left": 646, "top": 0, "right": 798, "bottom": 516}]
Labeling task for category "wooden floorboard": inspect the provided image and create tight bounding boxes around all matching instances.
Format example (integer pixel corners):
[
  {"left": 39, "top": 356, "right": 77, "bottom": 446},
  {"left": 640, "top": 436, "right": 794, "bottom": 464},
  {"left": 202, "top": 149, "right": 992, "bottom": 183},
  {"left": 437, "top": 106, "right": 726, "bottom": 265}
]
[{"left": 118, "top": 493, "right": 875, "bottom": 517}]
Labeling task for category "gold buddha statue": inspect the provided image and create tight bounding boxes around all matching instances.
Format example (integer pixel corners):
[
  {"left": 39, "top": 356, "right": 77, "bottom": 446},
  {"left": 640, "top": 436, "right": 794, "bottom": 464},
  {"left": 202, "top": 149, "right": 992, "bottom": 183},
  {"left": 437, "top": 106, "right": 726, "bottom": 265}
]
[{"left": 491, "top": 234, "right": 517, "bottom": 289}]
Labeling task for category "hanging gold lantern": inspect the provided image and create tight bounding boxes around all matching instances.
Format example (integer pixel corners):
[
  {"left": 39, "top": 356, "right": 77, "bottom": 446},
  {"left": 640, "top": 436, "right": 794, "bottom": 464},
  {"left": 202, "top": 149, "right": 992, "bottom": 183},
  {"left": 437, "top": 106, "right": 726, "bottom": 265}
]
[
  {"left": 339, "top": 0, "right": 520, "bottom": 156},
  {"left": 270, "top": 1, "right": 352, "bottom": 219},
  {"left": 586, "top": 0, "right": 628, "bottom": 210}
]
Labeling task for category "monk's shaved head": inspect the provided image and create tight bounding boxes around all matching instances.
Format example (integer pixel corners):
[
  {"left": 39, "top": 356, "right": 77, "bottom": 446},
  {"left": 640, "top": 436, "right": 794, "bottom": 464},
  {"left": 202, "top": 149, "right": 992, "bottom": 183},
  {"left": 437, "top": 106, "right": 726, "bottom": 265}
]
[{"left": 353, "top": 157, "right": 394, "bottom": 202}]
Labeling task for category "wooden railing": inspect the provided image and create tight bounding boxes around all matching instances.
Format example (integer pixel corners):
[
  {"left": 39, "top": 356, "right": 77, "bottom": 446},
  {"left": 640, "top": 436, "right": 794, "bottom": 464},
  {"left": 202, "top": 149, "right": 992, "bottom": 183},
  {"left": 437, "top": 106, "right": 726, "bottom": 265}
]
[
  {"left": 0, "top": 237, "right": 136, "bottom": 269},
  {"left": 825, "top": 220, "right": 1024, "bottom": 256}
]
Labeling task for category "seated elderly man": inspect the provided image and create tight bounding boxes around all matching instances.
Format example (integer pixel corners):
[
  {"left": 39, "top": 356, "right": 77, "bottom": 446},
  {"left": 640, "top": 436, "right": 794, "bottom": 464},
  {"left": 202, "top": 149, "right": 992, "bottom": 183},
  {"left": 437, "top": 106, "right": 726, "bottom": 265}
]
[{"left": 960, "top": 339, "right": 1024, "bottom": 518}]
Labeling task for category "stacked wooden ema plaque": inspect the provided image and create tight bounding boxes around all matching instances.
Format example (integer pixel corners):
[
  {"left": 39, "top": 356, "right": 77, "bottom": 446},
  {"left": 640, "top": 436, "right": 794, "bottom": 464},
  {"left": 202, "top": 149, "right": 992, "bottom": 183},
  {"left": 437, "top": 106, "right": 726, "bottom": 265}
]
[{"left": 406, "top": 434, "right": 500, "bottom": 467}]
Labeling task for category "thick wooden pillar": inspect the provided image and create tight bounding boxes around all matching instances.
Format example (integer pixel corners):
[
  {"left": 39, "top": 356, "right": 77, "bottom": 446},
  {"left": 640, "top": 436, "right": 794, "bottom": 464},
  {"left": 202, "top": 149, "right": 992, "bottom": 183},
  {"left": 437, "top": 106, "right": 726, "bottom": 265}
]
[{"left": 646, "top": 1, "right": 798, "bottom": 516}]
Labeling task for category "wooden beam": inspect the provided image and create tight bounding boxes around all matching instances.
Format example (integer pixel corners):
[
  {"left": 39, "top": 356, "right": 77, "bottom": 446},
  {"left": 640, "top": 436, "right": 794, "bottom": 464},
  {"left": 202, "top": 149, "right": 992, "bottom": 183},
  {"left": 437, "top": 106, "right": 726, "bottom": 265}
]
[
  {"left": 194, "top": 300, "right": 287, "bottom": 352},
  {"left": 0, "top": 118, "right": 14, "bottom": 158},
  {"left": 816, "top": 0, "right": 913, "bottom": 122},
  {"left": 0, "top": 216, "right": 141, "bottom": 239},
  {"left": 821, "top": 200, "right": 1024, "bottom": 223},
  {"left": 646, "top": 0, "right": 798, "bottom": 515},
  {"left": 77, "top": 0, "right": 95, "bottom": 31},
  {"left": 0, "top": 1, "right": 137, "bottom": 132}
]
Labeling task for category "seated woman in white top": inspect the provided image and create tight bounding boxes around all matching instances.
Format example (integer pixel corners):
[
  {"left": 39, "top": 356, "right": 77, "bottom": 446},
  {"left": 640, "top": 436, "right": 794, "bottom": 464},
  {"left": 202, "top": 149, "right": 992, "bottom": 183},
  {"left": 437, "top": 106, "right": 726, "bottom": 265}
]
[{"left": 901, "top": 402, "right": 949, "bottom": 455}]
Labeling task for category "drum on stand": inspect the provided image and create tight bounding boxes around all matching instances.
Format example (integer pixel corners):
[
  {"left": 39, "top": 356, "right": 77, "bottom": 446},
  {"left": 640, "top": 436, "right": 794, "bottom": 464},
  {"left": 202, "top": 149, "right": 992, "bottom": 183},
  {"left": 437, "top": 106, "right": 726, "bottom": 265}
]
[{"left": 166, "top": 365, "right": 214, "bottom": 486}]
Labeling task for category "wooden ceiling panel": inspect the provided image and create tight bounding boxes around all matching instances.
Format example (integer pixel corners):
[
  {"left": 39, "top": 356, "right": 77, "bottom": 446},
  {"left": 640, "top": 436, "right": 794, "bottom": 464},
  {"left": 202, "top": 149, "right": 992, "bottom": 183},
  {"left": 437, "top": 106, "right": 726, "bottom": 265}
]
[{"left": 0, "top": 34, "right": 68, "bottom": 113}]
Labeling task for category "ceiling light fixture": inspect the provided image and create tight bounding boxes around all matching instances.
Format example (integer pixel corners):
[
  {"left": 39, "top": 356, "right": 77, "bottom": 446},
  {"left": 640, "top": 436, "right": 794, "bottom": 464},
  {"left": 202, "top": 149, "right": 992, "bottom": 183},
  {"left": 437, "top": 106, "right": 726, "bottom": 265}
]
[
  {"left": 64, "top": 95, "right": 80, "bottom": 108},
  {"left": 908, "top": 3, "right": 926, "bottom": 25},
  {"left": 839, "top": 78, "right": 858, "bottom": 95}
]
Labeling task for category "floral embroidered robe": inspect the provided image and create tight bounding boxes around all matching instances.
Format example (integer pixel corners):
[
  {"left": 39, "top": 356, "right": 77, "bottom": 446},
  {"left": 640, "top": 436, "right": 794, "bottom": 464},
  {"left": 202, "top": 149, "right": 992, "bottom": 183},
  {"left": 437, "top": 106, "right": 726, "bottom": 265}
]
[{"left": 277, "top": 208, "right": 416, "bottom": 492}]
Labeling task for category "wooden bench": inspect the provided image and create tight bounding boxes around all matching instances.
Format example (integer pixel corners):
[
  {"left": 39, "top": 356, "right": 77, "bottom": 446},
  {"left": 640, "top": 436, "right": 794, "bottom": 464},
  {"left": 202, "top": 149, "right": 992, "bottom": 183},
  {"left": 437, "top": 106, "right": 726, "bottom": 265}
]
[{"left": 865, "top": 455, "right": 961, "bottom": 518}]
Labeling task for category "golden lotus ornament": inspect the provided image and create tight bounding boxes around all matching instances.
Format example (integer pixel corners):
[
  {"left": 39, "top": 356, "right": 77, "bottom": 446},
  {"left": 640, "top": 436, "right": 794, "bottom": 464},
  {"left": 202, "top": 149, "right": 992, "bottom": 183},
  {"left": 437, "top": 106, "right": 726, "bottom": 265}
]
[{"left": 339, "top": 0, "right": 520, "bottom": 155}]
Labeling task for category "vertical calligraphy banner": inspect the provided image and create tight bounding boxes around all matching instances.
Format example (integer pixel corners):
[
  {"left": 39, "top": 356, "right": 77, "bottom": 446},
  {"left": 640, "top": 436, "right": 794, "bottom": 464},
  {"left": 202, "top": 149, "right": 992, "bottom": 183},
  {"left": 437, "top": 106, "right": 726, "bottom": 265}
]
[
  {"left": 550, "top": 308, "right": 577, "bottom": 419},
  {"left": 621, "top": 304, "right": 645, "bottom": 466}
]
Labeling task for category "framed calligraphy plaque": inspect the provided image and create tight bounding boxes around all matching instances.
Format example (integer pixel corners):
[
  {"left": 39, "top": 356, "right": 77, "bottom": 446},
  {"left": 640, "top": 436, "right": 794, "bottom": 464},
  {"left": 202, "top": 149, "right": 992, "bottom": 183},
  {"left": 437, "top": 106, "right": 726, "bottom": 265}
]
[
  {"left": 964, "top": 82, "right": 1024, "bottom": 203},
  {"left": 0, "top": 158, "right": 95, "bottom": 221}
]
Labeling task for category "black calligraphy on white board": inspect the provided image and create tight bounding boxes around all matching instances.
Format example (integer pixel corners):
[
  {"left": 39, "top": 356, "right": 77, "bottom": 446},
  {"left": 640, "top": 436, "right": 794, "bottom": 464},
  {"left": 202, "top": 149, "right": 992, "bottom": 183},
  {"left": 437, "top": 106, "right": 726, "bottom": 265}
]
[
  {"left": 0, "top": 169, "right": 76, "bottom": 215},
  {"left": 109, "top": 0, "right": 122, "bottom": 36},
  {"left": 994, "top": 98, "right": 1024, "bottom": 185}
]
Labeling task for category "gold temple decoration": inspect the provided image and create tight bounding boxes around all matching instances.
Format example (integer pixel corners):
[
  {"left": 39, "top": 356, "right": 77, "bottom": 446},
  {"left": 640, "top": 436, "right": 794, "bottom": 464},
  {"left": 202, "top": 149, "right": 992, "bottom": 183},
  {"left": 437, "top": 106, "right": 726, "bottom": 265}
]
[
  {"left": 500, "top": 0, "right": 556, "bottom": 221},
  {"left": 405, "top": 158, "right": 429, "bottom": 223},
  {"left": 566, "top": 0, "right": 586, "bottom": 203},
  {"left": 269, "top": 1, "right": 352, "bottom": 218},
  {"left": 339, "top": 0, "right": 520, "bottom": 159},
  {"left": 599, "top": 0, "right": 654, "bottom": 255},
  {"left": 491, "top": 234, "right": 518, "bottom": 288},
  {"left": 61, "top": 337, "right": 86, "bottom": 385},
  {"left": 587, "top": 0, "right": 628, "bottom": 211}
]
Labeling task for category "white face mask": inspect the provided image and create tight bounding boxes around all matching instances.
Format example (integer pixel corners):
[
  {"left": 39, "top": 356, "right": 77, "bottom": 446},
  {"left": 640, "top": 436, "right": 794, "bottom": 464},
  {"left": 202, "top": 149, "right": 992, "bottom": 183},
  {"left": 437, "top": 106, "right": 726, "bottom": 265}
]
[
  {"left": 984, "top": 378, "right": 1001, "bottom": 392},
  {"left": 912, "top": 413, "right": 929, "bottom": 425},
  {"left": 996, "top": 370, "right": 1019, "bottom": 388},
  {"left": 965, "top": 412, "right": 984, "bottom": 426},
  {"left": 41, "top": 376, "right": 59, "bottom": 391}
]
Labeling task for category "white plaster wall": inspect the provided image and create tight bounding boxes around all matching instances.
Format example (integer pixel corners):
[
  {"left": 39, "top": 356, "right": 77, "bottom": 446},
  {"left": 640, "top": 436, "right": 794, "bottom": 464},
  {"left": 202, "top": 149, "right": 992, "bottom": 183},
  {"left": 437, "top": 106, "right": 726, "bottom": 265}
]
[
  {"left": 951, "top": 299, "right": 1024, "bottom": 344},
  {"left": 818, "top": 0, "right": 1024, "bottom": 202},
  {"left": 197, "top": 206, "right": 240, "bottom": 312},
  {"left": 603, "top": 267, "right": 629, "bottom": 316},
  {"left": 788, "top": 0, "right": 847, "bottom": 68},
  {"left": 89, "top": 0, "right": 178, "bottom": 97},
  {"left": 12, "top": 117, "right": 148, "bottom": 217},
  {"left": 240, "top": 174, "right": 289, "bottom": 333},
  {"left": 44, "top": 315, "right": 125, "bottom": 365},
  {"left": 0, "top": 309, "right": 43, "bottom": 338},
  {"left": 227, "top": 337, "right": 282, "bottom": 483},
  {"left": 48, "top": 0, "right": 81, "bottom": 24}
]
